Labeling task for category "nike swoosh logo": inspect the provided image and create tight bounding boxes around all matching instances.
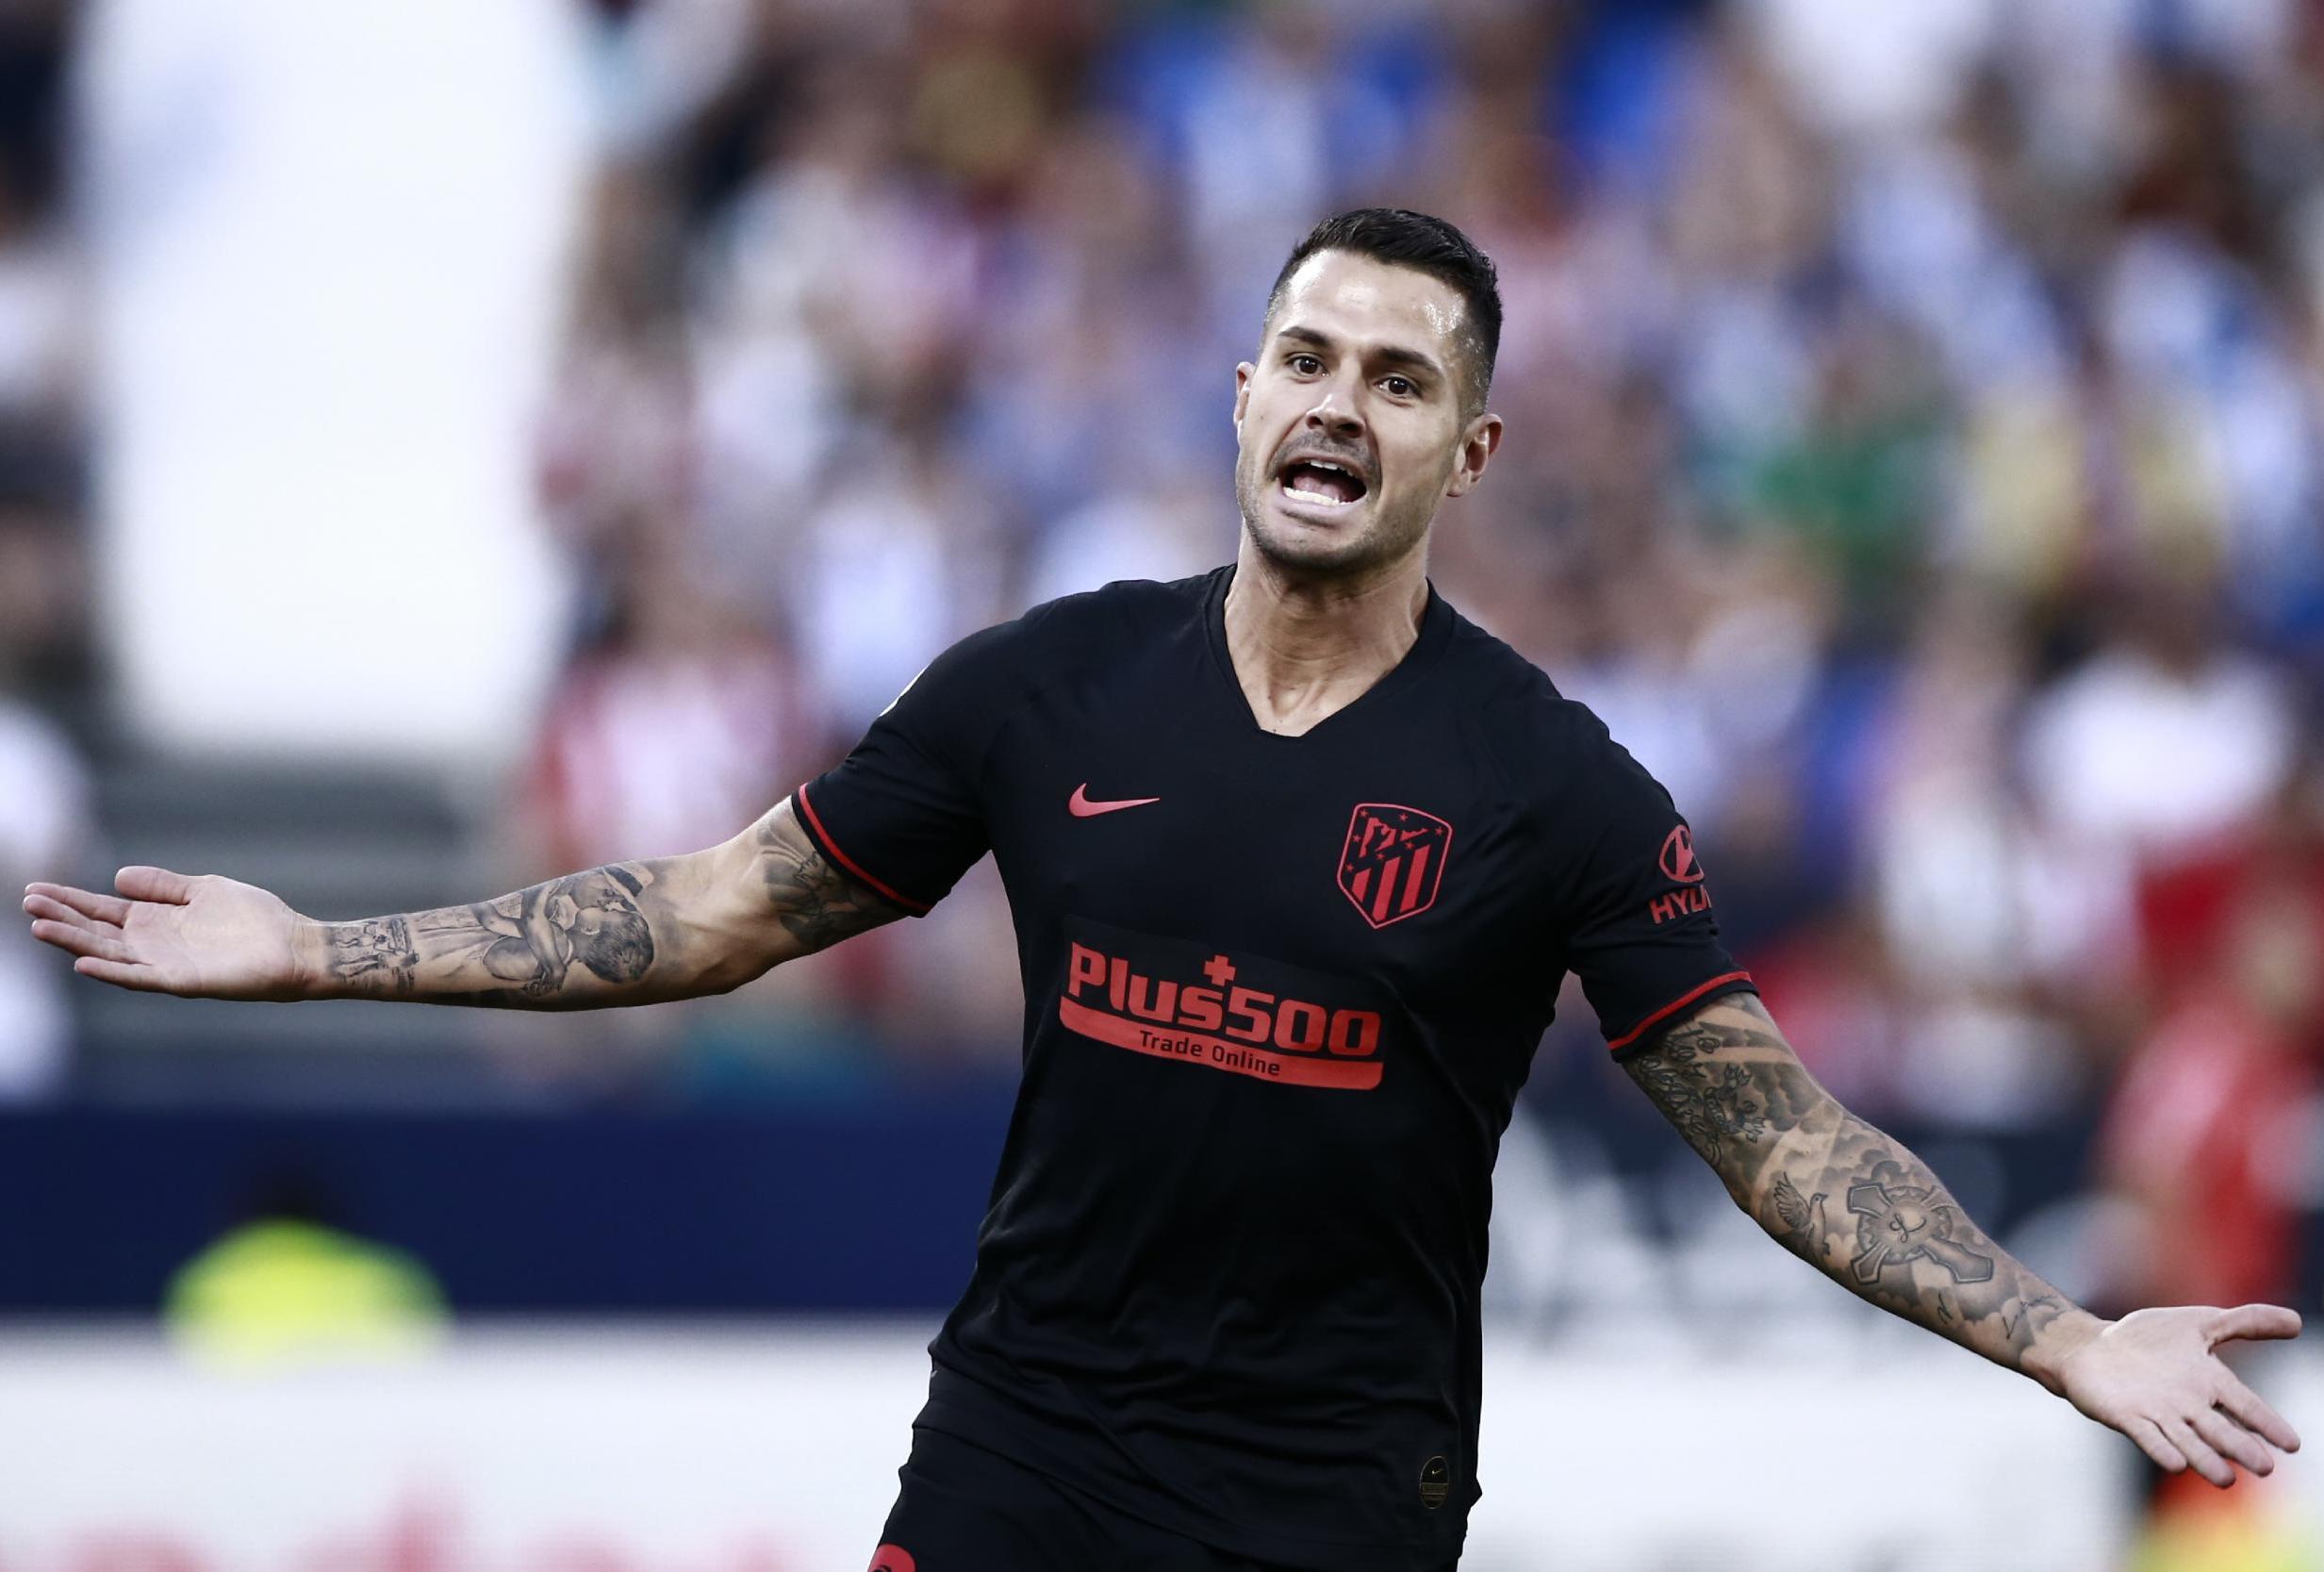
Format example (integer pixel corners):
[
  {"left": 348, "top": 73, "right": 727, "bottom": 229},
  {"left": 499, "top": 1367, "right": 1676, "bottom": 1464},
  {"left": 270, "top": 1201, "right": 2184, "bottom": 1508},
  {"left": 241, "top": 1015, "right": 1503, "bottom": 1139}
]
[{"left": 1069, "top": 784, "right": 1161, "bottom": 818}]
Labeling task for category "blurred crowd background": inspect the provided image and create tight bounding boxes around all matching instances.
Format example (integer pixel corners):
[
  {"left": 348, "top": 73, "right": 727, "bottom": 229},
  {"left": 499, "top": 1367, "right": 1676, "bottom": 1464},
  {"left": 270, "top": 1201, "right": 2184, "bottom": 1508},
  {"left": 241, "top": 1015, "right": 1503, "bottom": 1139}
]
[{"left": 5, "top": 0, "right": 2324, "bottom": 1381}]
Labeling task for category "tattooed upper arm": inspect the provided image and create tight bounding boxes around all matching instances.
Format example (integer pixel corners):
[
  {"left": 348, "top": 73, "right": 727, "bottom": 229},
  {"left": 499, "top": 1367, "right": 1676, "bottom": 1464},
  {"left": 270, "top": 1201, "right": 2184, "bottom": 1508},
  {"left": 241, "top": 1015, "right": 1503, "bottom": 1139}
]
[
  {"left": 746, "top": 799, "right": 906, "bottom": 963},
  {"left": 1618, "top": 992, "right": 1838, "bottom": 1202}
]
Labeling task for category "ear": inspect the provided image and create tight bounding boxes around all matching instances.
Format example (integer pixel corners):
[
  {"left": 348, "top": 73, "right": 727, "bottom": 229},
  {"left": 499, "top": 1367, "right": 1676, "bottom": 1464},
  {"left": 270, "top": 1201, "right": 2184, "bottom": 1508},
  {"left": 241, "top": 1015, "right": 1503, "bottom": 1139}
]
[
  {"left": 1233, "top": 362, "right": 1254, "bottom": 429},
  {"left": 1443, "top": 412, "right": 1503, "bottom": 500}
]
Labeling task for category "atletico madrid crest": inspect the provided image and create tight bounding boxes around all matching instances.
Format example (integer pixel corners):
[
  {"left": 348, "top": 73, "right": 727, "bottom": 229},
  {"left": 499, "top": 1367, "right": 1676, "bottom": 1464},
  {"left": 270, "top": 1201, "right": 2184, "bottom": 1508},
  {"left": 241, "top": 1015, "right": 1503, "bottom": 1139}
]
[{"left": 1338, "top": 803, "right": 1453, "bottom": 929}]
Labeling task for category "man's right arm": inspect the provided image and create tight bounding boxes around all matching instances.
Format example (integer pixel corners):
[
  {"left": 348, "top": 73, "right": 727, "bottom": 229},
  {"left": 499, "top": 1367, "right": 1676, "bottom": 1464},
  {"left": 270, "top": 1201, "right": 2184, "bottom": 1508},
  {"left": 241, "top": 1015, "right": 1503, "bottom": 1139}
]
[{"left": 22, "top": 798, "right": 902, "bottom": 1008}]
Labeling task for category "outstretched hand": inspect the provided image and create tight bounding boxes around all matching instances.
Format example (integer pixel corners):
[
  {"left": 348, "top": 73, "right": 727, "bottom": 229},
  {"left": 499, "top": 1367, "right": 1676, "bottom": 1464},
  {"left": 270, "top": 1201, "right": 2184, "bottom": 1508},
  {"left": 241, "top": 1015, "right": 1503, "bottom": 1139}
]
[
  {"left": 22, "top": 867, "right": 311, "bottom": 1001},
  {"left": 2057, "top": 1304, "right": 2302, "bottom": 1487}
]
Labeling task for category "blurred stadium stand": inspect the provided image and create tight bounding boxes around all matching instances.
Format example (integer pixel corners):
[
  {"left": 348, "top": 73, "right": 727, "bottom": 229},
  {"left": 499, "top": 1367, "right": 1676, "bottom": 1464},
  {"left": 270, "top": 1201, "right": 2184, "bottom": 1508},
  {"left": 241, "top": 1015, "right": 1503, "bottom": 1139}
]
[{"left": 74, "top": 761, "right": 486, "bottom": 1076}]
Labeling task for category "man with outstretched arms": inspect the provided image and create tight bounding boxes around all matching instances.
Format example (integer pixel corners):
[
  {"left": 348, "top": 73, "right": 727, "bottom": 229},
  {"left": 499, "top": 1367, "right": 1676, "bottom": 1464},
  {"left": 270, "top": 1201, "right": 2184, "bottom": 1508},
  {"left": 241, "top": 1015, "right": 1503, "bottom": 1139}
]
[{"left": 24, "top": 209, "right": 2301, "bottom": 1572}]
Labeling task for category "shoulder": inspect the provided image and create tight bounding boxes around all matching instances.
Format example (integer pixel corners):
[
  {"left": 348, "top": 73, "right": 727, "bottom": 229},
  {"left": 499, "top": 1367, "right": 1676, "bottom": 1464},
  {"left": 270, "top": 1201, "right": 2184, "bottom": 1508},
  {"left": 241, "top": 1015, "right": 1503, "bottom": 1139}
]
[
  {"left": 1022, "top": 570, "right": 1220, "bottom": 642},
  {"left": 1437, "top": 605, "right": 1640, "bottom": 799},
  {"left": 956, "top": 571, "right": 1218, "bottom": 670},
  {"left": 889, "top": 571, "right": 1218, "bottom": 743}
]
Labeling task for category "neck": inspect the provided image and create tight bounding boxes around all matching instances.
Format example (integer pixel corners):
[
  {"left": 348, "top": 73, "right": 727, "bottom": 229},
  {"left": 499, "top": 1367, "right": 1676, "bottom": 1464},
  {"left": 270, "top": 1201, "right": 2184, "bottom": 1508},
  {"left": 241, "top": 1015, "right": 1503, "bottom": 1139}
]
[{"left": 1221, "top": 536, "right": 1429, "bottom": 736}]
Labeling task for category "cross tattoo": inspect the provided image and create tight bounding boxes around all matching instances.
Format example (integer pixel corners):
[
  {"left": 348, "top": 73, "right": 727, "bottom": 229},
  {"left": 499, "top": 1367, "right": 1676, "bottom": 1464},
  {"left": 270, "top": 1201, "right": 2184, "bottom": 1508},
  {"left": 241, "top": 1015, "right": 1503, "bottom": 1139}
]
[{"left": 1846, "top": 1180, "right": 1995, "bottom": 1286}]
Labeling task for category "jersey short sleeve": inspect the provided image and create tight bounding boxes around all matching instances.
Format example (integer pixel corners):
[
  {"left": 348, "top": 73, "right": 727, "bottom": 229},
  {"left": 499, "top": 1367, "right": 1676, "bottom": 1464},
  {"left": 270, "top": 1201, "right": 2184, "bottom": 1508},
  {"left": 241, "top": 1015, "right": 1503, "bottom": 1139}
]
[
  {"left": 1551, "top": 712, "right": 1755, "bottom": 1054},
  {"left": 790, "top": 620, "right": 1030, "bottom": 915}
]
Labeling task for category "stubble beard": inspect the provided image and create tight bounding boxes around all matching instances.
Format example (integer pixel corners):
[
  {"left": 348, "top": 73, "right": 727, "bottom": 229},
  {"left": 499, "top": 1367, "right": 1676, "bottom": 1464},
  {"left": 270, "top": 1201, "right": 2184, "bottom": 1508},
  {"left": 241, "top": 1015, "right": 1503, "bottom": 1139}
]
[{"left": 1233, "top": 453, "right": 1435, "bottom": 583}]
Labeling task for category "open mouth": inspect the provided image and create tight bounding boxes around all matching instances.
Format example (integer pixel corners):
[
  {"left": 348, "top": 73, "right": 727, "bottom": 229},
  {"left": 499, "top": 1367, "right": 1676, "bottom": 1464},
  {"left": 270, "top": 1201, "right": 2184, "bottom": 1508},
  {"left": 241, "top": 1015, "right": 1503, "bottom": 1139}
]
[{"left": 1277, "top": 456, "right": 1370, "bottom": 510}]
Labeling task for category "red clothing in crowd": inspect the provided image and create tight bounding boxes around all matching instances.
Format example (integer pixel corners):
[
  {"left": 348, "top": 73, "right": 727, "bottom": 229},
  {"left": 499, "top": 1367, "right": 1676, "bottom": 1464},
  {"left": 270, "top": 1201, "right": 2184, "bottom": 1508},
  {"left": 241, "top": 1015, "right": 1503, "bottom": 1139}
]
[{"left": 2100, "top": 993, "right": 2310, "bottom": 1308}]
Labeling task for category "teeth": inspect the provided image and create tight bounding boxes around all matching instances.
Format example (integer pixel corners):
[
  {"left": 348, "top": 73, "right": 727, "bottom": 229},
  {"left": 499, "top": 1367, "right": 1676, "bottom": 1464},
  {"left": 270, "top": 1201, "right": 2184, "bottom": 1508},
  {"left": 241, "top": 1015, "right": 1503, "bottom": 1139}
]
[{"left": 1281, "top": 480, "right": 1351, "bottom": 506}]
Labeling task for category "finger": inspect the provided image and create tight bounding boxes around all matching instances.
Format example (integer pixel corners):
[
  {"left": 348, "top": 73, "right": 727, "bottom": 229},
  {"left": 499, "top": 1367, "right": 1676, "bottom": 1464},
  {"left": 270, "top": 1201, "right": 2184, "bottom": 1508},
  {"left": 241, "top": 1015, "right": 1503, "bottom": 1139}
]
[
  {"left": 2127, "top": 1417, "right": 2188, "bottom": 1474},
  {"left": 71, "top": 955, "right": 169, "bottom": 992},
  {"left": 28, "top": 918, "right": 136, "bottom": 964},
  {"left": 2217, "top": 1376, "right": 2302, "bottom": 1453},
  {"left": 2209, "top": 1304, "right": 2302, "bottom": 1346},
  {"left": 113, "top": 866, "right": 196, "bottom": 905},
  {"left": 2192, "top": 1409, "right": 2275, "bottom": 1479},
  {"left": 23, "top": 893, "right": 96, "bottom": 930},
  {"left": 24, "top": 883, "right": 133, "bottom": 925},
  {"left": 22, "top": 892, "right": 121, "bottom": 934},
  {"left": 2161, "top": 1415, "right": 2235, "bottom": 1488}
]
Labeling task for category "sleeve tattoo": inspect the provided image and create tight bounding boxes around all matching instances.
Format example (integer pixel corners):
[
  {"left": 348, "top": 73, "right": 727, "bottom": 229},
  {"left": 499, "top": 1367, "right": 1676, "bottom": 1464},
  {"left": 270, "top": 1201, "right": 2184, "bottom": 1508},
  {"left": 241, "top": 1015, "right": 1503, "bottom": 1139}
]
[
  {"left": 311, "top": 803, "right": 899, "bottom": 1009},
  {"left": 1622, "top": 996, "right": 2076, "bottom": 1371}
]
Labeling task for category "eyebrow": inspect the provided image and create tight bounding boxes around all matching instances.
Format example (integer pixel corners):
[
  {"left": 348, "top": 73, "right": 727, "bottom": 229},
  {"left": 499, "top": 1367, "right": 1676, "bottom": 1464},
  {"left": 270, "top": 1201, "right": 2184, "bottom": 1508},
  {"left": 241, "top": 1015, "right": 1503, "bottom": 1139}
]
[{"left": 1274, "top": 323, "right": 1449, "bottom": 386}]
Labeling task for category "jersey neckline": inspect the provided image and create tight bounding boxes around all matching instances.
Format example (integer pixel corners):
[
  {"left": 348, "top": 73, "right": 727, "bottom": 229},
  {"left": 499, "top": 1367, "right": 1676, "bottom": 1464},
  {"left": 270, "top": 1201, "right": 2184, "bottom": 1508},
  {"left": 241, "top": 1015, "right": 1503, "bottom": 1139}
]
[{"left": 1198, "top": 563, "right": 1456, "bottom": 743}]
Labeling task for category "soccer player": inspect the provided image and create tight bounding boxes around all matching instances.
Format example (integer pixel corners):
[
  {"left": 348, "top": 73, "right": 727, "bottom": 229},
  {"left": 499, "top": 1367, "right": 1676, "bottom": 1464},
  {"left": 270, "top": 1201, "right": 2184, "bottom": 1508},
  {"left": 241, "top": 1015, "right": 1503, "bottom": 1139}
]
[{"left": 23, "top": 209, "right": 2302, "bottom": 1572}]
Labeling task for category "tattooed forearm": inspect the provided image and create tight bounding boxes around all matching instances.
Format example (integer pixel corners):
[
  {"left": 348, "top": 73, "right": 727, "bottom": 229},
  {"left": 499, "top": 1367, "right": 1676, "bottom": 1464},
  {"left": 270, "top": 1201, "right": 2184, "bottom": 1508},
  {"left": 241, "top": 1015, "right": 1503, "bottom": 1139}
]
[
  {"left": 325, "top": 916, "right": 419, "bottom": 995},
  {"left": 317, "top": 863, "right": 668, "bottom": 1009},
  {"left": 1782, "top": 1115, "right": 2084, "bottom": 1370},
  {"left": 420, "top": 868, "right": 656, "bottom": 999},
  {"left": 1763, "top": 1171, "right": 1829, "bottom": 1266},
  {"left": 303, "top": 801, "right": 901, "bottom": 1011},
  {"left": 1625, "top": 995, "right": 2100, "bottom": 1379},
  {"left": 1844, "top": 1160, "right": 1993, "bottom": 1286}
]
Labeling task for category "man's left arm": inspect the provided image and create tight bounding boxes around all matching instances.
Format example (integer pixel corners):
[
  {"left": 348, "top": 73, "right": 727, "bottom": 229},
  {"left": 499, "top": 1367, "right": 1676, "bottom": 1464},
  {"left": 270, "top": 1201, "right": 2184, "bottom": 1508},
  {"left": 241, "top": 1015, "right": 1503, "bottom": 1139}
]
[{"left": 1624, "top": 992, "right": 2303, "bottom": 1487}]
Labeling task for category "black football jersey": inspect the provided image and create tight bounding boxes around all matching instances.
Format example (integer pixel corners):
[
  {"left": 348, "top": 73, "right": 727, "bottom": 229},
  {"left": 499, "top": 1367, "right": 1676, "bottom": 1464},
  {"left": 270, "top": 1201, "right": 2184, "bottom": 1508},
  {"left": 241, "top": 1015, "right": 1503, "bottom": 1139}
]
[{"left": 793, "top": 567, "right": 1753, "bottom": 1569}]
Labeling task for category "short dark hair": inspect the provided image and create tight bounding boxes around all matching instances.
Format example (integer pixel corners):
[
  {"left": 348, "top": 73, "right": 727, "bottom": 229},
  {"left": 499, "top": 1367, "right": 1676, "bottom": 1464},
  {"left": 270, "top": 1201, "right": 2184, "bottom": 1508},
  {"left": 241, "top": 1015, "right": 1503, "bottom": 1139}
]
[{"left": 1262, "top": 208, "right": 1502, "bottom": 417}]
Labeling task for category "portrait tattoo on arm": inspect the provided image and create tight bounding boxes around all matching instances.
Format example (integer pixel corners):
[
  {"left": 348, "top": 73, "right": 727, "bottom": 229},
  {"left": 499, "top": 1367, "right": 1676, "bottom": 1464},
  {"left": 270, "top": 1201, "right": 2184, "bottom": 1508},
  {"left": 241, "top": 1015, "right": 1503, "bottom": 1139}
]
[
  {"left": 1622, "top": 994, "right": 2081, "bottom": 1373},
  {"left": 445, "top": 867, "right": 658, "bottom": 998},
  {"left": 321, "top": 863, "right": 666, "bottom": 1008}
]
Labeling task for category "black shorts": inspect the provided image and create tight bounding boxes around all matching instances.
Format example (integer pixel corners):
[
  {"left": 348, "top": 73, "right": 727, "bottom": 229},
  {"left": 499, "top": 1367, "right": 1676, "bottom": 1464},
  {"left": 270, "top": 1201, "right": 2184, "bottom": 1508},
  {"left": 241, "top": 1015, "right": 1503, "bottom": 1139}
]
[{"left": 868, "top": 1426, "right": 1459, "bottom": 1572}]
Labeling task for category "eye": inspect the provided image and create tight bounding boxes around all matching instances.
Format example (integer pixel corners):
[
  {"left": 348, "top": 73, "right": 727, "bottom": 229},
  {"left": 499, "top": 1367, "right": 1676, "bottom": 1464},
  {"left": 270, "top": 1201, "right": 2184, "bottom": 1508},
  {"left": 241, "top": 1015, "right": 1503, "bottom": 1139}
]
[
  {"left": 1288, "top": 352, "right": 1323, "bottom": 375},
  {"left": 1382, "top": 374, "right": 1418, "bottom": 398}
]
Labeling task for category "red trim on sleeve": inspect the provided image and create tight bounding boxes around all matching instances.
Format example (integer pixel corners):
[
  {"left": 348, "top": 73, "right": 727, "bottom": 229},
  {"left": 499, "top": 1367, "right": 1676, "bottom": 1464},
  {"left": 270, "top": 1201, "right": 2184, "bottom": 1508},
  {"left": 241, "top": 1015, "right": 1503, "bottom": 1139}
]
[
  {"left": 1605, "top": 970, "right": 1755, "bottom": 1054},
  {"left": 792, "top": 782, "right": 931, "bottom": 916}
]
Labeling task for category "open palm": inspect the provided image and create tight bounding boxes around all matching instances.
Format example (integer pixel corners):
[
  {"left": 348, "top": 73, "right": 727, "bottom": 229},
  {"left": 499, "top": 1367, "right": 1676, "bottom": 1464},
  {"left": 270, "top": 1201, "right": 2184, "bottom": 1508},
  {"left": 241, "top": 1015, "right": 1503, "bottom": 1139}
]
[
  {"left": 2060, "top": 1303, "right": 2303, "bottom": 1487},
  {"left": 21, "top": 866, "right": 309, "bottom": 1001}
]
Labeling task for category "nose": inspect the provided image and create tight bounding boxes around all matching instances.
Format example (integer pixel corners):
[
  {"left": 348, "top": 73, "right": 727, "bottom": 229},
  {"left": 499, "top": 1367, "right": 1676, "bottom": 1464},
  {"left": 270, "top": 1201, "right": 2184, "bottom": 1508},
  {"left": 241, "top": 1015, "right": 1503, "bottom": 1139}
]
[{"left": 1304, "top": 373, "right": 1365, "bottom": 440}]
